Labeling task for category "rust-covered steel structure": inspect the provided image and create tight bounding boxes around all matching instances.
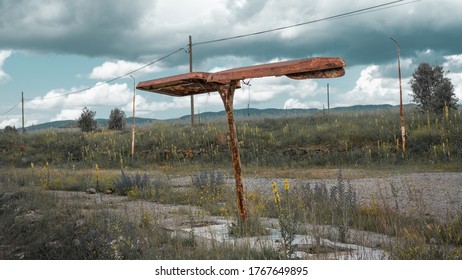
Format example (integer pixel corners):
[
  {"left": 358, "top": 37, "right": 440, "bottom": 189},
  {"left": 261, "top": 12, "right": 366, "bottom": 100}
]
[{"left": 137, "top": 57, "right": 346, "bottom": 223}]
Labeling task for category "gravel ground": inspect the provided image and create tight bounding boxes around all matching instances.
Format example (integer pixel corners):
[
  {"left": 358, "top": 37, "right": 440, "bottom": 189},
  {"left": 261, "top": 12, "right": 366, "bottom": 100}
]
[
  {"left": 44, "top": 171, "right": 461, "bottom": 259},
  {"left": 237, "top": 172, "right": 462, "bottom": 222},
  {"left": 169, "top": 171, "right": 462, "bottom": 222},
  {"left": 51, "top": 171, "right": 462, "bottom": 224}
]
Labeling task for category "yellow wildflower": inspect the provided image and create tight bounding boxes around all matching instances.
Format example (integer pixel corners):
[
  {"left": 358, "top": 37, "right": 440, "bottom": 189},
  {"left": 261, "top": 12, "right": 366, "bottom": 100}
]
[
  {"left": 272, "top": 182, "right": 280, "bottom": 204},
  {"left": 283, "top": 179, "right": 290, "bottom": 191}
]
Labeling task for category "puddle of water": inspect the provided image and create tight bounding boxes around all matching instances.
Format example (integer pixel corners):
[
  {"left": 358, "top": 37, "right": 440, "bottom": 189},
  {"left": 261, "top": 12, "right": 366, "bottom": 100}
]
[{"left": 180, "top": 219, "right": 388, "bottom": 260}]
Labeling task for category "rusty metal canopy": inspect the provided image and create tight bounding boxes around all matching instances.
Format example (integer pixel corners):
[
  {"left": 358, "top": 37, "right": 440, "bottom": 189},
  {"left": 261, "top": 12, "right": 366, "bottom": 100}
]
[
  {"left": 135, "top": 72, "right": 230, "bottom": 97},
  {"left": 136, "top": 57, "right": 346, "bottom": 97}
]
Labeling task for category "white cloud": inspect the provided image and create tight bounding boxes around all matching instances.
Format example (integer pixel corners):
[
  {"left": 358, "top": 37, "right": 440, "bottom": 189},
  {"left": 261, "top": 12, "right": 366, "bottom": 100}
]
[
  {"left": 0, "top": 118, "right": 20, "bottom": 129},
  {"left": 442, "top": 54, "right": 462, "bottom": 102},
  {"left": 195, "top": 93, "right": 223, "bottom": 109},
  {"left": 0, "top": 50, "right": 13, "bottom": 84},
  {"left": 284, "top": 98, "right": 323, "bottom": 109},
  {"left": 235, "top": 78, "right": 281, "bottom": 104},
  {"left": 26, "top": 82, "right": 132, "bottom": 111},
  {"left": 447, "top": 72, "right": 462, "bottom": 102},
  {"left": 89, "top": 60, "right": 163, "bottom": 80},
  {"left": 339, "top": 65, "right": 412, "bottom": 107},
  {"left": 51, "top": 109, "right": 82, "bottom": 121},
  {"left": 233, "top": 77, "right": 320, "bottom": 106},
  {"left": 131, "top": 95, "right": 192, "bottom": 118},
  {"left": 1, "top": 115, "right": 41, "bottom": 130},
  {"left": 444, "top": 54, "right": 462, "bottom": 70}
]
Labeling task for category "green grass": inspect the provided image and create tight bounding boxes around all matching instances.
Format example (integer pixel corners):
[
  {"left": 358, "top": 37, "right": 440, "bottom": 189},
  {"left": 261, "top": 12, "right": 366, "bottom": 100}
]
[{"left": 1, "top": 107, "right": 461, "bottom": 170}]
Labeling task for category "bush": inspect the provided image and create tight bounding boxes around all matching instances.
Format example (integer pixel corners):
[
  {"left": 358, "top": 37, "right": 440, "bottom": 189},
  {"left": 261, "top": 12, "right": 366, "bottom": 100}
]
[
  {"left": 114, "top": 169, "right": 151, "bottom": 196},
  {"left": 191, "top": 170, "right": 225, "bottom": 193},
  {"left": 3, "top": 125, "right": 18, "bottom": 134}
]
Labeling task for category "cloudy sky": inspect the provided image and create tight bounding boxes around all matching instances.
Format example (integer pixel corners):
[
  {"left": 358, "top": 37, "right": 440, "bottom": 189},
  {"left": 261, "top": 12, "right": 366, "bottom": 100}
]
[{"left": 1, "top": 0, "right": 461, "bottom": 128}]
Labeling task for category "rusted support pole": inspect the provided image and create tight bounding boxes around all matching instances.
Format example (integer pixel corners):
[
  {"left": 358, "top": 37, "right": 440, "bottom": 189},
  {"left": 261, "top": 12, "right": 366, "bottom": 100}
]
[{"left": 218, "top": 80, "right": 248, "bottom": 223}]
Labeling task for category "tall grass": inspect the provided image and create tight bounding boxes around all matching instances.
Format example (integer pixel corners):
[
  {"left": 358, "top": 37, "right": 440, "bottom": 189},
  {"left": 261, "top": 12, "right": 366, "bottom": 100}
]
[{"left": 1, "top": 107, "right": 461, "bottom": 169}]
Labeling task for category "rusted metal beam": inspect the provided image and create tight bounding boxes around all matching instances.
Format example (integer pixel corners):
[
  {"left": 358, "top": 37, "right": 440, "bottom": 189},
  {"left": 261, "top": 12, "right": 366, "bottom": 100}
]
[
  {"left": 217, "top": 80, "right": 248, "bottom": 223},
  {"left": 208, "top": 57, "right": 345, "bottom": 84},
  {"left": 286, "top": 67, "right": 345, "bottom": 80},
  {"left": 136, "top": 72, "right": 219, "bottom": 96},
  {"left": 136, "top": 57, "right": 345, "bottom": 96}
]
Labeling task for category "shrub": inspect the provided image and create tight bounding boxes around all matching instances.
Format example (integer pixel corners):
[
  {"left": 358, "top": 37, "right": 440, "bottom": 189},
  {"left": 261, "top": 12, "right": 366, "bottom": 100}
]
[
  {"left": 114, "top": 169, "right": 151, "bottom": 196},
  {"left": 191, "top": 170, "right": 225, "bottom": 194},
  {"left": 297, "top": 169, "right": 357, "bottom": 242}
]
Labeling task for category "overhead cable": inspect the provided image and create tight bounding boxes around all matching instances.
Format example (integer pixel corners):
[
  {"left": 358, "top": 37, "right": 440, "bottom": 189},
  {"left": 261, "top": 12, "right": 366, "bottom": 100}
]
[
  {"left": 193, "top": 0, "right": 414, "bottom": 46},
  {"left": 30, "top": 47, "right": 187, "bottom": 101},
  {"left": 0, "top": 101, "right": 21, "bottom": 117}
]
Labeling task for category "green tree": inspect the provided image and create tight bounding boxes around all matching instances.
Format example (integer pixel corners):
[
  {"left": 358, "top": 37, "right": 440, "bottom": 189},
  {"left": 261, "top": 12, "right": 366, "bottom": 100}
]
[
  {"left": 3, "top": 125, "right": 18, "bottom": 134},
  {"left": 410, "top": 62, "right": 458, "bottom": 112},
  {"left": 77, "top": 107, "right": 97, "bottom": 132},
  {"left": 108, "top": 108, "right": 126, "bottom": 130}
]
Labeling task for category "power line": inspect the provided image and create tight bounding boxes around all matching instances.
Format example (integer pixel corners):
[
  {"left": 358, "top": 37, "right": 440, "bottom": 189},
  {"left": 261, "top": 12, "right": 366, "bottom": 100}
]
[
  {"left": 0, "top": 101, "right": 21, "bottom": 117},
  {"left": 193, "top": 0, "right": 415, "bottom": 46},
  {"left": 28, "top": 47, "right": 187, "bottom": 101},
  {"left": 333, "top": 0, "right": 422, "bottom": 19}
]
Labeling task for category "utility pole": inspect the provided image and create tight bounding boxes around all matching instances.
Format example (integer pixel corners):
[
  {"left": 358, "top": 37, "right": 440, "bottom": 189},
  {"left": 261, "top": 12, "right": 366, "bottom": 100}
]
[
  {"left": 327, "top": 83, "right": 330, "bottom": 112},
  {"left": 21, "top": 91, "right": 25, "bottom": 133},
  {"left": 390, "top": 37, "right": 406, "bottom": 155},
  {"left": 130, "top": 75, "right": 136, "bottom": 158},
  {"left": 189, "top": 35, "right": 194, "bottom": 127}
]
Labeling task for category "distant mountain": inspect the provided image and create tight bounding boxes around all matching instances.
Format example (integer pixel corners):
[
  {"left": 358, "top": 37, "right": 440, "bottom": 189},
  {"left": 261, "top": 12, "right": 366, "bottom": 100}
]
[
  {"left": 25, "top": 117, "right": 159, "bottom": 132},
  {"left": 96, "top": 117, "right": 159, "bottom": 128},
  {"left": 329, "top": 104, "right": 394, "bottom": 112},
  {"left": 22, "top": 104, "right": 405, "bottom": 131},
  {"left": 26, "top": 120, "right": 78, "bottom": 131},
  {"left": 177, "top": 104, "right": 397, "bottom": 122},
  {"left": 177, "top": 107, "right": 319, "bottom": 122}
]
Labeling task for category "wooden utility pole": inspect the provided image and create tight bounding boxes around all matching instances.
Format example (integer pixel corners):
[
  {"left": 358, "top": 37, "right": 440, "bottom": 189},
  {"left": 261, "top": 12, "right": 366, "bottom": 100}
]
[
  {"left": 391, "top": 37, "right": 406, "bottom": 155},
  {"left": 130, "top": 75, "right": 136, "bottom": 158},
  {"left": 189, "top": 35, "right": 194, "bottom": 127},
  {"left": 327, "top": 83, "right": 330, "bottom": 112},
  {"left": 21, "top": 91, "right": 25, "bottom": 133}
]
